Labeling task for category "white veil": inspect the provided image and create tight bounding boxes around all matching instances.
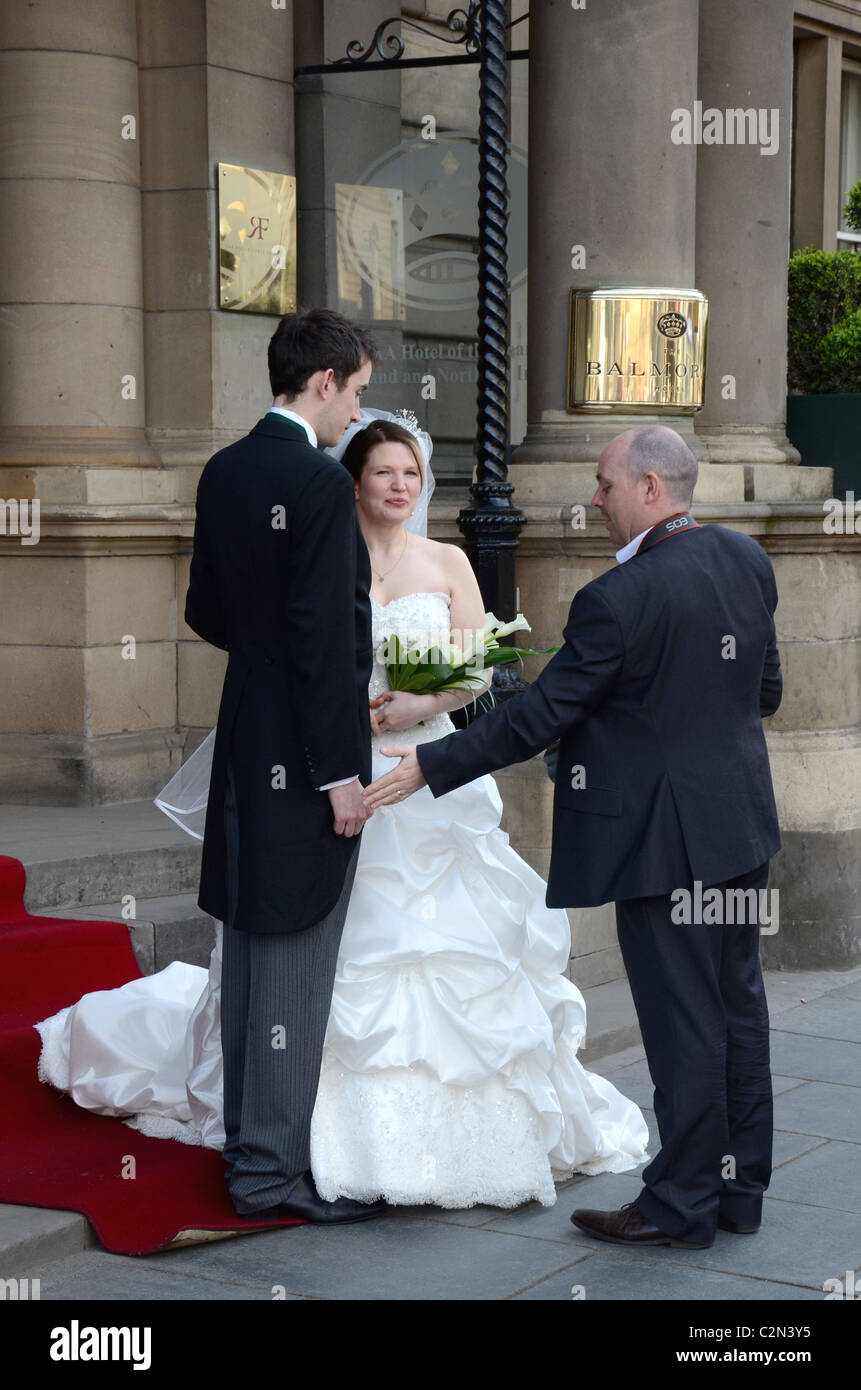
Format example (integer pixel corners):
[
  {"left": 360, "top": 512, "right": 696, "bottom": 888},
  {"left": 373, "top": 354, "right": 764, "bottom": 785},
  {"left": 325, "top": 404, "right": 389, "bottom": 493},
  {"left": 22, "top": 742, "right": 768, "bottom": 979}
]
[
  {"left": 154, "top": 731, "right": 213, "bottom": 841},
  {"left": 154, "top": 408, "right": 435, "bottom": 840}
]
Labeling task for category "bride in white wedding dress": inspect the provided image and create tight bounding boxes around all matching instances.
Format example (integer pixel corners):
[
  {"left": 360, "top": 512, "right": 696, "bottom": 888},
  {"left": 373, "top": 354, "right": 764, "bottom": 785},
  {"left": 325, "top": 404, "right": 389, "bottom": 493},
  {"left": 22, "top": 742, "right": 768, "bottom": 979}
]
[{"left": 36, "top": 410, "right": 648, "bottom": 1209}]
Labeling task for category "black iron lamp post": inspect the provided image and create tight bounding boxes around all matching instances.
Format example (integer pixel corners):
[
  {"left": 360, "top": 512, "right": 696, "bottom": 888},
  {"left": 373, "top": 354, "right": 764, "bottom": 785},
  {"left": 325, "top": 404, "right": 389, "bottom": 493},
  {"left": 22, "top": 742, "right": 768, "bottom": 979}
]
[{"left": 456, "top": 2, "right": 527, "bottom": 701}]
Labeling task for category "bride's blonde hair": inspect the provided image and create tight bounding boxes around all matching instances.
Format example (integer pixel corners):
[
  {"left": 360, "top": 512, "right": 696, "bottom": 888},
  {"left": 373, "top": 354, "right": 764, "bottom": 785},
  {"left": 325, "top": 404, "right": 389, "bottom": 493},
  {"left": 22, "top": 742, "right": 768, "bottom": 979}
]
[{"left": 339, "top": 420, "right": 424, "bottom": 486}]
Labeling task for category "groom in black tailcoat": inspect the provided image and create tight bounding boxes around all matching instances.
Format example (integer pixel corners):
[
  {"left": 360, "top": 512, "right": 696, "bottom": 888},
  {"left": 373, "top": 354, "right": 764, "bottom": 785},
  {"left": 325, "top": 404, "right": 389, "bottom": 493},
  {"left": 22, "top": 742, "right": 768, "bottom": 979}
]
[
  {"left": 185, "top": 308, "right": 386, "bottom": 1223},
  {"left": 364, "top": 425, "right": 782, "bottom": 1249}
]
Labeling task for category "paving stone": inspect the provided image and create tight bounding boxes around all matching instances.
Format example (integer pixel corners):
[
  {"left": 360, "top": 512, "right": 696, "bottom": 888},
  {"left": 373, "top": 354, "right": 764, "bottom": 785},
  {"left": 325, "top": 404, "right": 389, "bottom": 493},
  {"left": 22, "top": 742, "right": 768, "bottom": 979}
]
[
  {"left": 772, "top": 1132, "right": 828, "bottom": 1168},
  {"left": 138, "top": 1214, "right": 594, "bottom": 1301},
  {"left": 577, "top": 977, "right": 642, "bottom": 1061},
  {"left": 822, "top": 982, "right": 861, "bottom": 1002},
  {"left": 592, "top": 1059, "right": 655, "bottom": 1108},
  {"left": 769, "top": 1032, "right": 861, "bottom": 1085},
  {"left": 773, "top": 1081, "right": 861, "bottom": 1143},
  {"left": 511, "top": 1249, "right": 822, "bottom": 1301},
  {"left": 486, "top": 1175, "right": 861, "bottom": 1293},
  {"left": 772, "top": 1075, "right": 808, "bottom": 1096},
  {"left": 382, "top": 1202, "right": 510, "bottom": 1228},
  {"left": 34, "top": 1248, "right": 293, "bottom": 1301},
  {"left": 484, "top": 1170, "right": 644, "bottom": 1246},
  {"left": 590, "top": 1043, "right": 648, "bottom": 1075},
  {"left": 767, "top": 1141, "right": 861, "bottom": 1214},
  {"left": 579, "top": 1198, "right": 861, "bottom": 1292},
  {"left": 771, "top": 997, "right": 861, "bottom": 1044},
  {"left": 764, "top": 967, "right": 861, "bottom": 1015}
]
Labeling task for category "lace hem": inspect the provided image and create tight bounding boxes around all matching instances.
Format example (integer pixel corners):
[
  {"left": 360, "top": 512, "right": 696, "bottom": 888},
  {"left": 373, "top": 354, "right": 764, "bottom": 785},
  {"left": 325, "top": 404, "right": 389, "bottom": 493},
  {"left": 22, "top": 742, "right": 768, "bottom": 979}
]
[
  {"left": 310, "top": 1059, "right": 648, "bottom": 1209},
  {"left": 34, "top": 1007, "right": 73, "bottom": 1090}
]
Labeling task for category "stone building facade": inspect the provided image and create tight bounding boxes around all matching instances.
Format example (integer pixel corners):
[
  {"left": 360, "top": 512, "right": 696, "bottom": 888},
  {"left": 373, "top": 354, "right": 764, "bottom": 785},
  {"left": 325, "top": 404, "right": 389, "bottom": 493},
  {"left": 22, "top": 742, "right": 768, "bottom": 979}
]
[{"left": 0, "top": 0, "right": 858, "bottom": 975}]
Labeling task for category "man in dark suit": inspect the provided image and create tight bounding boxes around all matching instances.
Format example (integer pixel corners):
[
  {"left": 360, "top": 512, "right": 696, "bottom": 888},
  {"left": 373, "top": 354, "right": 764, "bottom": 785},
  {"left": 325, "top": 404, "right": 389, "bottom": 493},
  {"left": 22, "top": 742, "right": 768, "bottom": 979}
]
[
  {"left": 364, "top": 425, "right": 782, "bottom": 1249},
  {"left": 185, "top": 308, "right": 385, "bottom": 1223}
]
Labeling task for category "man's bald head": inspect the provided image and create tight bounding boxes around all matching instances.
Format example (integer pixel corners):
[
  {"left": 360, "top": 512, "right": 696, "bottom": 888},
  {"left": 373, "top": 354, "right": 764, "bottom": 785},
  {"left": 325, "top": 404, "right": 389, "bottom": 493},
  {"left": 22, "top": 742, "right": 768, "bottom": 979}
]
[
  {"left": 592, "top": 426, "right": 699, "bottom": 549},
  {"left": 611, "top": 427, "right": 698, "bottom": 508}
]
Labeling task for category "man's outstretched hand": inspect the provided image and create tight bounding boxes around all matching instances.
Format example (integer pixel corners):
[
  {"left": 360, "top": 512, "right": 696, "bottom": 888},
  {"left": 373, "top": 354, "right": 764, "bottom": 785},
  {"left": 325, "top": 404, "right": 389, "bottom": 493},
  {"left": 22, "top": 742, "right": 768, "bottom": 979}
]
[
  {"left": 327, "top": 779, "right": 371, "bottom": 836},
  {"left": 363, "top": 747, "right": 427, "bottom": 809}
]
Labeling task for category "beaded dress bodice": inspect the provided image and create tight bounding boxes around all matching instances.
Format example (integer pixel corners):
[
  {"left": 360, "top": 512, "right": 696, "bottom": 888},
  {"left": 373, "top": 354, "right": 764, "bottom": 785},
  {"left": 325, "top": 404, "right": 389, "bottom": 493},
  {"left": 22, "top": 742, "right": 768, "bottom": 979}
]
[{"left": 369, "top": 590, "right": 457, "bottom": 750}]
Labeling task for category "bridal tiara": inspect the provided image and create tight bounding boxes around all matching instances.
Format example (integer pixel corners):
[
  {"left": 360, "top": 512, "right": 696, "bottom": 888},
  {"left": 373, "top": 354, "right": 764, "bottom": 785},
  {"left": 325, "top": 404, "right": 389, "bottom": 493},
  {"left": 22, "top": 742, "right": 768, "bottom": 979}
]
[{"left": 390, "top": 408, "right": 421, "bottom": 437}]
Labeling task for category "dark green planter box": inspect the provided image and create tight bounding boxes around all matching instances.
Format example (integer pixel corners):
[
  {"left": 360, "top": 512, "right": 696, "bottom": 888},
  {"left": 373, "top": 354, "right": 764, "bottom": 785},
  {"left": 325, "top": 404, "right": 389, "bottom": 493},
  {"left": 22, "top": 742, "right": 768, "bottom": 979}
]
[{"left": 787, "top": 393, "right": 861, "bottom": 499}]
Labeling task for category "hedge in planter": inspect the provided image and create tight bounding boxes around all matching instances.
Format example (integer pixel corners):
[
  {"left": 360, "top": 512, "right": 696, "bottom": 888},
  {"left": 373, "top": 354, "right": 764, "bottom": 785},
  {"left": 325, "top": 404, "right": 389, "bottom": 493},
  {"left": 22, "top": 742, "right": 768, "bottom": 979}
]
[{"left": 787, "top": 247, "right": 861, "bottom": 395}]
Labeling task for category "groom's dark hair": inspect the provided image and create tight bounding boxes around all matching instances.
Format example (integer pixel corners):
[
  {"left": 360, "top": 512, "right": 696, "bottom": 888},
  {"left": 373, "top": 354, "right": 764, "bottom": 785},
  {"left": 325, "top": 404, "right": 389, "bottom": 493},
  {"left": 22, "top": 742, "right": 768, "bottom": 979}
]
[{"left": 268, "top": 308, "right": 379, "bottom": 399}]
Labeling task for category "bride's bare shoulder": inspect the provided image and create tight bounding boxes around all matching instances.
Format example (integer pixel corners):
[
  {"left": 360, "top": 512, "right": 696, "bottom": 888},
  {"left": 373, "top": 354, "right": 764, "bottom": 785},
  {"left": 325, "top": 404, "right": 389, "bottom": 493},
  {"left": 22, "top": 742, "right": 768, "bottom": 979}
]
[
  {"left": 412, "top": 534, "right": 468, "bottom": 566},
  {"left": 410, "top": 534, "right": 473, "bottom": 589}
]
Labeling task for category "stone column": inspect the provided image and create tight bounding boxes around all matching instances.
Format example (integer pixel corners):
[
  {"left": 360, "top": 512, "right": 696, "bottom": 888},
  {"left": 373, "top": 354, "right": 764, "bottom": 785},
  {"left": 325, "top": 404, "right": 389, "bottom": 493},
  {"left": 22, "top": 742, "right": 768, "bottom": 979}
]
[
  {"left": 0, "top": 0, "right": 171, "bottom": 805},
  {"left": 694, "top": 0, "right": 821, "bottom": 493},
  {"left": 512, "top": 0, "right": 710, "bottom": 503},
  {"left": 0, "top": 1, "right": 154, "bottom": 479},
  {"left": 0, "top": 0, "right": 296, "bottom": 804}
]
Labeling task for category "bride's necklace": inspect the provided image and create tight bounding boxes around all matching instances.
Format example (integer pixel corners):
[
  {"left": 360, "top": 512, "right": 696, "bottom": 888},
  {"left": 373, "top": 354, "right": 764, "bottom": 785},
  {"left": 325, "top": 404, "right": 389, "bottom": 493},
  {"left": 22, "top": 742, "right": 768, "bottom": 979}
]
[{"left": 369, "top": 531, "right": 408, "bottom": 583}]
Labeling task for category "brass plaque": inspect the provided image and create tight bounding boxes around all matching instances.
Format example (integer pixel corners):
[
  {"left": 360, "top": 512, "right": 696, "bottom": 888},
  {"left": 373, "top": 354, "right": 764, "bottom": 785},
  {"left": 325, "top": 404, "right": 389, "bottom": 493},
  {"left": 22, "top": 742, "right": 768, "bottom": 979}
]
[
  {"left": 218, "top": 163, "right": 297, "bottom": 315},
  {"left": 568, "top": 288, "right": 708, "bottom": 413}
]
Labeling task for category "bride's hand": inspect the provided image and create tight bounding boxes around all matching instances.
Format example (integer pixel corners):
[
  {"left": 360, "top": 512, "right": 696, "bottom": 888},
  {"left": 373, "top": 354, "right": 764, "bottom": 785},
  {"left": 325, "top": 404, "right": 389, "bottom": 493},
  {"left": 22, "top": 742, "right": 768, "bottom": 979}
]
[
  {"left": 369, "top": 695, "right": 390, "bottom": 737},
  {"left": 369, "top": 690, "right": 430, "bottom": 734}
]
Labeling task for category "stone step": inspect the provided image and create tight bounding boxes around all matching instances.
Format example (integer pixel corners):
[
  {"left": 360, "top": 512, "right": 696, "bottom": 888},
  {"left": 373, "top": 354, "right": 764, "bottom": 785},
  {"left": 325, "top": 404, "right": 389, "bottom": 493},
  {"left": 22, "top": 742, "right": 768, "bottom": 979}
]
[
  {"left": 51, "top": 894, "right": 217, "bottom": 975},
  {"left": 577, "top": 978, "right": 642, "bottom": 1064},
  {"left": 0, "top": 800, "right": 210, "bottom": 973},
  {"left": 0, "top": 1204, "right": 95, "bottom": 1281},
  {"left": 0, "top": 800, "right": 202, "bottom": 915}
]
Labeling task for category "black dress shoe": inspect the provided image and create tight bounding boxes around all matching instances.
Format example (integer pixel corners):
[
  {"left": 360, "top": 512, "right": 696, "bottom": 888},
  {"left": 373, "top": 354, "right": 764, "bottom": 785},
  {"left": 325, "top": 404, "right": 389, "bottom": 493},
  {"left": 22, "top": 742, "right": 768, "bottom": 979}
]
[
  {"left": 718, "top": 1215, "right": 761, "bottom": 1234},
  {"left": 241, "top": 1173, "right": 387, "bottom": 1225},
  {"left": 570, "top": 1200, "right": 713, "bottom": 1250}
]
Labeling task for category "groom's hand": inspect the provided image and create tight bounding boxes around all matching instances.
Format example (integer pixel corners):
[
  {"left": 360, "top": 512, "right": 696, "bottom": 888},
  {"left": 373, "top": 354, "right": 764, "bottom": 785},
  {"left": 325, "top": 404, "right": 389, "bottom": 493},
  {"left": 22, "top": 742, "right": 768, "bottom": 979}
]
[
  {"left": 327, "top": 779, "right": 371, "bottom": 837},
  {"left": 363, "top": 747, "right": 427, "bottom": 808}
]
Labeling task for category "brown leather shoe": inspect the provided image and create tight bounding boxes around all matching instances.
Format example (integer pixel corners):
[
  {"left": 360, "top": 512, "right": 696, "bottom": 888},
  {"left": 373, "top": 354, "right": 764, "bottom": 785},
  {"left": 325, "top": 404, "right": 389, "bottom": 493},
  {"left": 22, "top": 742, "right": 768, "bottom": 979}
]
[{"left": 570, "top": 1200, "right": 713, "bottom": 1250}]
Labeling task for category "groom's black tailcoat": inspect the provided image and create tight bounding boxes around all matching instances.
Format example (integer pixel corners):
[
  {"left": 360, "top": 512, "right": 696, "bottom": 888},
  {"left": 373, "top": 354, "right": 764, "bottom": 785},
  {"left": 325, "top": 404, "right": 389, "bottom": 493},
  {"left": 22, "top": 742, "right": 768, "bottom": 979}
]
[
  {"left": 416, "top": 523, "right": 782, "bottom": 902},
  {"left": 185, "top": 413, "right": 373, "bottom": 934}
]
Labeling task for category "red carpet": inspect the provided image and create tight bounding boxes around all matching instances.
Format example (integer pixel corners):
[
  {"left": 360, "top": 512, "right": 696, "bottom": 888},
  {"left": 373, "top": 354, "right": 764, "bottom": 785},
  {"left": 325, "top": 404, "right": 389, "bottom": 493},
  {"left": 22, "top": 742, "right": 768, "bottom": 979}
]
[{"left": 0, "top": 855, "right": 303, "bottom": 1255}]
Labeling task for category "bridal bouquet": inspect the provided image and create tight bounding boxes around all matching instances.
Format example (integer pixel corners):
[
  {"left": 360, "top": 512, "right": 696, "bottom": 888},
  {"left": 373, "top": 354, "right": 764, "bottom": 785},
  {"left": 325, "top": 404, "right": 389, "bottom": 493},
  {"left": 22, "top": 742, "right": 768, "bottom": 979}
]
[{"left": 380, "top": 612, "right": 560, "bottom": 716}]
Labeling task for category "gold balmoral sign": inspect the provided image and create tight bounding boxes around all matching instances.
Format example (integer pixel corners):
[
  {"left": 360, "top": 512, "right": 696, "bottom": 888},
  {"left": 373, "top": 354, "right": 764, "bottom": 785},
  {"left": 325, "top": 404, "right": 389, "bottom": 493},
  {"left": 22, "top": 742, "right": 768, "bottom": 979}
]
[
  {"left": 568, "top": 288, "right": 708, "bottom": 413},
  {"left": 218, "top": 162, "right": 297, "bottom": 315}
]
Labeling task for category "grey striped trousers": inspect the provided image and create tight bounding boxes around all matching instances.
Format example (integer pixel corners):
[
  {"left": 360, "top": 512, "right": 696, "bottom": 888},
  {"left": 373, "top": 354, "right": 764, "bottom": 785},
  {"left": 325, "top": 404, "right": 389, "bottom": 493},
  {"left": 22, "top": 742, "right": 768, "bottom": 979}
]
[{"left": 220, "top": 759, "right": 361, "bottom": 1215}]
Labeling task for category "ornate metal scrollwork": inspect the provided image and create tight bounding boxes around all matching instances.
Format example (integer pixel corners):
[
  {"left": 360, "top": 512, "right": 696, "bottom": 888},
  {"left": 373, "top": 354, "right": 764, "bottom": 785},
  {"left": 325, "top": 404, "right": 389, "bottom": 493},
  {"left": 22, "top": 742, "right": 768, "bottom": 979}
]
[{"left": 336, "top": 4, "right": 482, "bottom": 66}]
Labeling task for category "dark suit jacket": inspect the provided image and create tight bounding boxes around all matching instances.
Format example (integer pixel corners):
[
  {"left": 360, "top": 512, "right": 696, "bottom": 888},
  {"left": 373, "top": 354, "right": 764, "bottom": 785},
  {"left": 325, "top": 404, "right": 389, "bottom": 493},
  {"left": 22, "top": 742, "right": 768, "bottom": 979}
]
[
  {"left": 185, "top": 412, "right": 373, "bottom": 933},
  {"left": 417, "top": 524, "right": 782, "bottom": 907}
]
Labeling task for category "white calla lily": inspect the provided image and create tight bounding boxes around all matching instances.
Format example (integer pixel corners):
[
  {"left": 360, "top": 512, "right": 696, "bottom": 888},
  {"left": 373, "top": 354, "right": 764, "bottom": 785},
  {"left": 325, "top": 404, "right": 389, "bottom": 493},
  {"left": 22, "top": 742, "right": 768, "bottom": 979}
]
[{"left": 489, "top": 613, "right": 532, "bottom": 641}]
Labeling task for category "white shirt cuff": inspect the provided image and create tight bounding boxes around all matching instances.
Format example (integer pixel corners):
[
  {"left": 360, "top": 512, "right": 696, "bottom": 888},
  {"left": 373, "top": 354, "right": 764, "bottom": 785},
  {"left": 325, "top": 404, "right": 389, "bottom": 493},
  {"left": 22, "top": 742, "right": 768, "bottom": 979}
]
[{"left": 317, "top": 774, "right": 360, "bottom": 791}]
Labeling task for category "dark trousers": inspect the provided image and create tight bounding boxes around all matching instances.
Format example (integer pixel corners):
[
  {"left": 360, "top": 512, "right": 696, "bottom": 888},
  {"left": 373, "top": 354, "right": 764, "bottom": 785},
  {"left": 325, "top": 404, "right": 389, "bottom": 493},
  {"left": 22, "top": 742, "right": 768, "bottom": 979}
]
[
  {"left": 220, "top": 759, "right": 360, "bottom": 1215},
  {"left": 615, "top": 860, "right": 773, "bottom": 1246}
]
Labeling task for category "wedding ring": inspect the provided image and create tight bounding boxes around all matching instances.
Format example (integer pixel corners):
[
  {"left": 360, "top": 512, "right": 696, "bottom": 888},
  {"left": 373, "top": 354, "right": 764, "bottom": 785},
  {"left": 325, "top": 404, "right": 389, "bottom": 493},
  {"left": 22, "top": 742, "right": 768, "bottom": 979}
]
[{"left": 396, "top": 790, "right": 404, "bottom": 797}]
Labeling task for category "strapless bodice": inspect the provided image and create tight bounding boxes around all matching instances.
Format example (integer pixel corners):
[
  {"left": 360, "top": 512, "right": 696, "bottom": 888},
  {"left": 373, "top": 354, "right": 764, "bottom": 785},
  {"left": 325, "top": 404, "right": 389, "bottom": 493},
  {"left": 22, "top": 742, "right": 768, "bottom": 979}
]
[{"left": 369, "top": 590, "right": 457, "bottom": 749}]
